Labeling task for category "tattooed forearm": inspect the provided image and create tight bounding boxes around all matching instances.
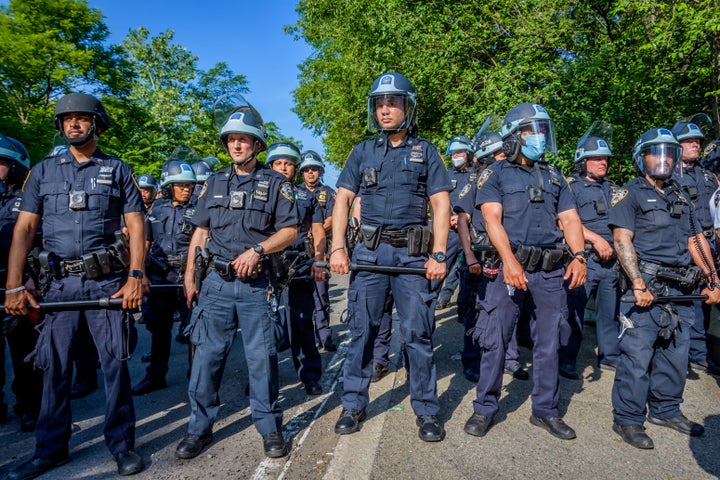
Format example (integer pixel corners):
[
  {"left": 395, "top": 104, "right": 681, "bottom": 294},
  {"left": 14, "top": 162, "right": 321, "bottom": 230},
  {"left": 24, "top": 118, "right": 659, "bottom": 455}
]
[{"left": 614, "top": 228, "right": 641, "bottom": 281}]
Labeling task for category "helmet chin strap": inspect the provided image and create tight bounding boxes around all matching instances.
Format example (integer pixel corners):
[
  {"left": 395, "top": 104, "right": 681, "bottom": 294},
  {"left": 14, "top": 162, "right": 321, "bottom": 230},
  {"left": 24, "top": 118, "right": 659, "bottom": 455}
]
[
  {"left": 233, "top": 141, "right": 261, "bottom": 167},
  {"left": 65, "top": 118, "right": 97, "bottom": 147}
]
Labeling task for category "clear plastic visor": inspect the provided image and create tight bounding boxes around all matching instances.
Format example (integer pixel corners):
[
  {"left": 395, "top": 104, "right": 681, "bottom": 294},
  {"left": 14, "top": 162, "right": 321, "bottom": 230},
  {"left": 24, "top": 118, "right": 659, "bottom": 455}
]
[
  {"left": 641, "top": 144, "right": 681, "bottom": 177},
  {"left": 519, "top": 119, "right": 557, "bottom": 154},
  {"left": 367, "top": 94, "right": 413, "bottom": 131}
]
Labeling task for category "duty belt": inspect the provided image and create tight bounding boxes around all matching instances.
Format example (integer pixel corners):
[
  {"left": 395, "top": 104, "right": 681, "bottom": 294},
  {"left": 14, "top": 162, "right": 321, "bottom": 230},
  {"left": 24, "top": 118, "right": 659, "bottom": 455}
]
[
  {"left": 166, "top": 254, "right": 186, "bottom": 269},
  {"left": 379, "top": 228, "right": 409, "bottom": 247},
  {"left": 208, "top": 255, "right": 269, "bottom": 282},
  {"left": 62, "top": 259, "right": 85, "bottom": 274},
  {"left": 637, "top": 260, "right": 701, "bottom": 289}
]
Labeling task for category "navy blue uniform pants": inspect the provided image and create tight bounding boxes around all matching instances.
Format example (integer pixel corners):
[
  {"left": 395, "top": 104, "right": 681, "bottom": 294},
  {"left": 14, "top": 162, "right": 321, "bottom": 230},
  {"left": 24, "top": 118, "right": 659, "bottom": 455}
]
[
  {"left": 284, "top": 279, "right": 322, "bottom": 383},
  {"left": 144, "top": 280, "right": 190, "bottom": 380},
  {"left": 560, "top": 258, "right": 620, "bottom": 368},
  {"left": 472, "top": 267, "right": 566, "bottom": 419},
  {"left": 373, "top": 294, "right": 395, "bottom": 366},
  {"left": 33, "top": 273, "right": 136, "bottom": 461},
  {"left": 344, "top": 243, "right": 439, "bottom": 416},
  {"left": 313, "top": 278, "right": 332, "bottom": 344},
  {"left": 438, "top": 230, "right": 461, "bottom": 302},
  {"left": 612, "top": 278, "right": 693, "bottom": 425},
  {"left": 186, "top": 271, "right": 282, "bottom": 436}
]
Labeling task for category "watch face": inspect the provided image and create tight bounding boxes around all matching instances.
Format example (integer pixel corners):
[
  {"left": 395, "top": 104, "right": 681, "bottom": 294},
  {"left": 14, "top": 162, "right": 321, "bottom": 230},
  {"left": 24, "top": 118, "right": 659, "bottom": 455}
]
[{"left": 432, "top": 252, "right": 446, "bottom": 262}]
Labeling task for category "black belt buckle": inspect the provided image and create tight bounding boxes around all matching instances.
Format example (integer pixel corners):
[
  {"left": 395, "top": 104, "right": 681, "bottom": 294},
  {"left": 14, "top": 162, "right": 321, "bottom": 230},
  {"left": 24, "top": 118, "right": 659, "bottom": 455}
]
[{"left": 63, "top": 260, "right": 84, "bottom": 274}]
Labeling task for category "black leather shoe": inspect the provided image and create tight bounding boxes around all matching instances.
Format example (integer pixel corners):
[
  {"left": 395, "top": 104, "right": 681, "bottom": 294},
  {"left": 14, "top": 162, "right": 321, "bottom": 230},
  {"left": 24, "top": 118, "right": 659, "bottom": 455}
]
[
  {"left": 175, "top": 433, "right": 213, "bottom": 459},
  {"left": 559, "top": 363, "right": 579, "bottom": 380},
  {"left": 613, "top": 422, "right": 654, "bottom": 449},
  {"left": 334, "top": 408, "right": 366, "bottom": 434},
  {"left": 647, "top": 414, "right": 705, "bottom": 436},
  {"left": 505, "top": 364, "right": 529, "bottom": 380},
  {"left": 416, "top": 415, "right": 445, "bottom": 442},
  {"left": 175, "top": 333, "right": 190, "bottom": 345},
  {"left": 463, "top": 367, "right": 480, "bottom": 383},
  {"left": 262, "top": 432, "right": 288, "bottom": 458},
  {"left": 464, "top": 413, "right": 492, "bottom": 437},
  {"left": 7, "top": 457, "right": 70, "bottom": 480},
  {"left": 70, "top": 380, "right": 98, "bottom": 399},
  {"left": 530, "top": 416, "right": 576, "bottom": 440},
  {"left": 321, "top": 337, "right": 337, "bottom": 352},
  {"left": 435, "top": 299, "right": 450, "bottom": 310},
  {"left": 132, "top": 377, "right": 167, "bottom": 396},
  {"left": 304, "top": 380, "right": 322, "bottom": 395},
  {"left": 140, "top": 353, "right": 151, "bottom": 363},
  {"left": 115, "top": 450, "right": 144, "bottom": 476},
  {"left": 370, "top": 363, "right": 389, "bottom": 383}
]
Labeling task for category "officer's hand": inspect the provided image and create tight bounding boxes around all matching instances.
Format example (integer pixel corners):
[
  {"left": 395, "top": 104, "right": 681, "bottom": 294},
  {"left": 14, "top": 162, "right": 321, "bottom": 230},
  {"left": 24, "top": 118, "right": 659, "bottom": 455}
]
[
  {"left": 701, "top": 286, "right": 720, "bottom": 305},
  {"left": 465, "top": 253, "right": 482, "bottom": 276},
  {"left": 633, "top": 288, "right": 654, "bottom": 308},
  {"left": 4, "top": 289, "right": 39, "bottom": 316},
  {"left": 184, "top": 275, "right": 198, "bottom": 309},
  {"left": 564, "top": 257, "right": 587, "bottom": 289},
  {"left": 311, "top": 262, "right": 330, "bottom": 282},
  {"left": 329, "top": 249, "right": 350, "bottom": 275},
  {"left": 592, "top": 238, "right": 613, "bottom": 261},
  {"left": 113, "top": 277, "right": 143, "bottom": 310},
  {"left": 503, "top": 258, "right": 528, "bottom": 290},
  {"left": 450, "top": 215, "right": 458, "bottom": 229},
  {"left": 232, "top": 250, "right": 260, "bottom": 278},
  {"left": 425, "top": 258, "right": 447, "bottom": 281},
  {"left": 141, "top": 277, "right": 151, "bottom": 295}
]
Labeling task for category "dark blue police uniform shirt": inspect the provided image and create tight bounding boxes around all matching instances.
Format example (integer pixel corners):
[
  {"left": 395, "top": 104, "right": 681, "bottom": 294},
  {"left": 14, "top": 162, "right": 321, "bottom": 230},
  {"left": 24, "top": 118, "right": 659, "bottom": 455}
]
[
  {"left": 21, "top": 149, "right": 143, "bottom": 259},
  {"left": 0, "top": 186, "right": 23, "bottom": 266},
  {"left": 146, "top": 196, "right": 197, "bottom": 256},
  {"left": 190, "top": 164, "right": 298, "bottom": 260},
  {"left": 293, "top": 184, "right": 324, "bottom": 248},
  {"left": 673, "top": 164, "right": 718, "bottom": 231},
  {"left": 448, "top": 168, "right": 473, "bottom": 211},
  {"left": 336, "top": 134, "right": 452, "bottom": 229},
  {"left": 608, "top": 178, "right": 697, "bottom": 267},
  {"left": 567, "top": 175, "right": 615, "bottom": 244},
  {"left": 453, "top": 169, "right": 485, "bottom": 232},
  {"left": 474, "top": 161, "right": 576, "bottom": 245},
  {"left": 300, "top": 183, "right": 336, "bottom": 223}
]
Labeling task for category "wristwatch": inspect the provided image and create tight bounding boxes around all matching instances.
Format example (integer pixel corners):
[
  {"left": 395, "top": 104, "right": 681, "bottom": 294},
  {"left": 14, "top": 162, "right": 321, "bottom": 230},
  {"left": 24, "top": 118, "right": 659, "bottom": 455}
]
[
  {"left": 128, "top": 270, "right": 144, "bottom": 279},
  {"left": 572, "top": 251, "right": 588, "bottom": 264},
  {"left": 252, "top": 244, "right": 265, "bottom": 255},
  {"left": 430, "top": 251, "right": 447, "bottom": 263}
]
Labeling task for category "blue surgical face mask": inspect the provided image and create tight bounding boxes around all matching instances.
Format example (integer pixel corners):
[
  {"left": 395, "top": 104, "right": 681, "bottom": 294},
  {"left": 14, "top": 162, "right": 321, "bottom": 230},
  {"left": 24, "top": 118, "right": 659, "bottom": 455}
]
[{"left": 521, "top": 133, "right": 546, "bottom": 161}]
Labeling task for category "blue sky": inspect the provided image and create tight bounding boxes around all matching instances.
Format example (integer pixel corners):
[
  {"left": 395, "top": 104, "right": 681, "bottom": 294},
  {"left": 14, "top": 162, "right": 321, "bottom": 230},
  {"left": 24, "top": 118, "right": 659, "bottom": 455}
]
[{"left": 89, "top": 0, "right": 340, "bottom": 186}]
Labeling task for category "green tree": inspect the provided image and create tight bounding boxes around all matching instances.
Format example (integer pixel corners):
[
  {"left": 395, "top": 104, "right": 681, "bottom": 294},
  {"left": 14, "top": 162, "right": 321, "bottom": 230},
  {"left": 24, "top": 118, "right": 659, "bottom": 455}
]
[{"left": 0, "top": 0, "right": 126, "bottom": 162}]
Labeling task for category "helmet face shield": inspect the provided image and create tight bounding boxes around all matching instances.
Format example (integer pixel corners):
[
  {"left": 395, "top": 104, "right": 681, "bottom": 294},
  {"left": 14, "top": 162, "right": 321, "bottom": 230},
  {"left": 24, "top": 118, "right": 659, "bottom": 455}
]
[
  {"left": 641, "top": 143, "right": 681, "bottom": 180},
  {"left": 519, "top": 119, "right": 557, "bottom": 155},
  {"left": 367, "top": 94, "right": 416, "bottom": 132}
]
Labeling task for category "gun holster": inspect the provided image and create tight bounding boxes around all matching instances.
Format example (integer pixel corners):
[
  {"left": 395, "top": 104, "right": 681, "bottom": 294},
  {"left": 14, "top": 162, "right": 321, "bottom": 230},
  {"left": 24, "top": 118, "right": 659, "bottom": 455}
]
[
  {"left": 360, "top": 224, "right": 381, "bottom": 250},
  {"left": 346, "top": 217, "right": 360, "bottom": 251},
  {"left": 194, "top": 247, "right": 210, "bottom": 289},
  {"left": 38, "top": 251, "right": 63, "bottom": 280},
  {"left": 268, "top": 252, "right": 288, "bottom": 284},
  {"left": 108, "top": 230, "right": 130, "bottom": 269}
]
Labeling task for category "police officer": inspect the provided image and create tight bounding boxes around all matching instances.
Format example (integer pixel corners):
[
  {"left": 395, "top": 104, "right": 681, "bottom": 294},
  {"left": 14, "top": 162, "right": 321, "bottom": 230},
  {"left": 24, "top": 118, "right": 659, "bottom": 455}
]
[
  {"left": 191, "top": 156, "right": 219, "bottom": 196},
  {"left": 137, "top": 174, "right": 158, "bottom": 212},
  {"left": 298, "top": 150, "right": 338, "bottom": 352},
  {"left": 671, "top": 121, "right": 719, "bottom": 374},
  {"left": 465, "top": 103, "right": 586, "bottom": 440},
  {"left": 5, "top": 93, "right": 145, "bottom": 478},
  {"left": 267, "top": 142, "right": 326, "bottom": 396},
  {"left": 0, "top": 135, "right": 42, "bottom": 431},
  {"left": 329, "top": 72, "right": 452, "bottom": 442},
  {"left": 609, "top": 128, "right": 720, "bottom": 449},
  {"left": 436, "top": 136, "right": 474, "bottom": 311},
  {"left": 176, "top": 95, "right": 298, "bottom": 460},
  {"left": 132, "top": 160, "right": 197, "bottom": 395},
  {"left": 560, "top": 133, "right": 621, "bottom": 378}
]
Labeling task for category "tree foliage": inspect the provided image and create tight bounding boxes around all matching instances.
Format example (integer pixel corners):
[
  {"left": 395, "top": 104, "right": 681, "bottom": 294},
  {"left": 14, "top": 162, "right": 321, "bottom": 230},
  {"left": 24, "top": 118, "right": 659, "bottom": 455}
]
[{"left": 291, "top": 0, "right": 720, "bottom": 183}]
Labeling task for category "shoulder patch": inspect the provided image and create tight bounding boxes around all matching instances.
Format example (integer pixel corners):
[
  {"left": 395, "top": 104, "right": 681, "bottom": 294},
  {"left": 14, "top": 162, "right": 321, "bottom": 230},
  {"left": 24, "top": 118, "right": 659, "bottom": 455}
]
[
  {"left": 198, "top": 182, "right": 208, "bottom": 199},
  {"left": 476, "top": 168, "right": 493, "bottom": 190},
  {"left": 317, "top": 189, "right": 327, "bottom": 205},
  {"left": 458, "top": 183, "right": 472, "bottom": 199},
  {"left": 280, "top": 182, "right": 295, "bottom": 203},
  {"left": 566, "top": 176, "right": 576, "bottom": 184},
  {"left": 610, "top": 188, "right": 628, "bottom": 207}
]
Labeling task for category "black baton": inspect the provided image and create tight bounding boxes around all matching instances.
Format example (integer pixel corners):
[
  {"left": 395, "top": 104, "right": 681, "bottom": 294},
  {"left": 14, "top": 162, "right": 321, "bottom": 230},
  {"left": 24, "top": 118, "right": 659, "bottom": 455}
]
[
  {"left": 349, "top": 263, "right": 427, "bottom": 275},
  {"left": 0, "top": 297, "right": 125, "bottom": 311},
  {"left": 620, "top": 295, "right": 708, "bottom": 303}
]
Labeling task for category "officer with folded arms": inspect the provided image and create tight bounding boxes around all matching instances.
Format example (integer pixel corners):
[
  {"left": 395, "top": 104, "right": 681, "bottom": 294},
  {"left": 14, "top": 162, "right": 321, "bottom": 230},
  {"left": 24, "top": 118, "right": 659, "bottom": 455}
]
[
  {"left": 465, "top": 103, "right": 586, "bottom": 440},
  {"left": 609, "top": 128, "right": 720, "bottom": 449},
  {"left": 176, "top": 95, "right": 298, "bottom": 460},
  {"left": 330, "top": 72, "right": 452, "bottom": 442},
  {"left": 5, "top": 93, "right": 145, "bottom": 479}
]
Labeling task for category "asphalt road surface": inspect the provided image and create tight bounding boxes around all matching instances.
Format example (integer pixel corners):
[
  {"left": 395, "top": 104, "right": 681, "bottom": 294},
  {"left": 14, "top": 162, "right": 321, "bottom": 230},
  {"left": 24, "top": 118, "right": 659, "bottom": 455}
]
[{"left": 2, "top": 274, "right": 719, "bottom": 479}]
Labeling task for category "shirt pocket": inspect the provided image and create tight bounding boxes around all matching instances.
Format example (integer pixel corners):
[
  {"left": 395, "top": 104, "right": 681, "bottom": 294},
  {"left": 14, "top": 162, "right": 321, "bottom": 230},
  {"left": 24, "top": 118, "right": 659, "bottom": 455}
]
[{"left": 39, "top": 181, "right": 69, "bottom": 216}]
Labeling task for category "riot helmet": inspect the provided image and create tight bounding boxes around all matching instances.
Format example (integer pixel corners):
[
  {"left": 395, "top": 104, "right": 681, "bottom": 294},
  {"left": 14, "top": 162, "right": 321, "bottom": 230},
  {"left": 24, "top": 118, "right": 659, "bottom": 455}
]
[
  {"left": 473, "top": 131, "right": 504, "bottom": 168},
  {"left": 367, "top": 72, "right": 418, "bottom": 134},
  {"left": 574, "top": 136, "right": 612, "bottom": 178},
  {"left": 672, "top": 122, "right": 705, "bottom": 142},
  {"left": 446, "top": 136, "right": 474, "bottom": 169},
  {"left": 53, "top": 93, "right": 111, "bottom": 146},
  {"left": 299, "top": 150, "right": 324, "bottom": 174},
  {"left": 215, "top": 93, "right": 267, "bottom": 167},
  {"left": 160, "top": 161, "right": 196, "bottom": 200},
  {"left": 0, "top": 135, "right": 30, "bottom": 191},
  {"left": 501, "top": 103, "right": 557, "bottom": 163},
  {"left": 191, "top": 161, "right": 213, "bottom": 183},
  {"left": 266, "top": 142, "right": 302, "bottom": 167},
  {"left": 632, "top": 128, "right": 681, "bottom": 181}
]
